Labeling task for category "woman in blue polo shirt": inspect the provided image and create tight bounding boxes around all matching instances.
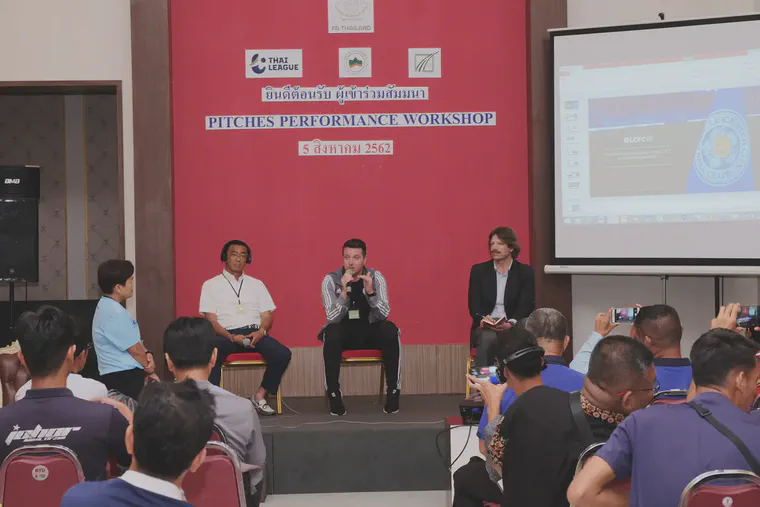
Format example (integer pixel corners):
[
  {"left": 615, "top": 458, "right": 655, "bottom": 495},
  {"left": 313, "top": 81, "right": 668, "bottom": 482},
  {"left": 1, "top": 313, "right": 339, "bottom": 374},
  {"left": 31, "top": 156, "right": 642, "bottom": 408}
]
[{"left": 92, "top": 260, "right": 155, "bottom": 400}]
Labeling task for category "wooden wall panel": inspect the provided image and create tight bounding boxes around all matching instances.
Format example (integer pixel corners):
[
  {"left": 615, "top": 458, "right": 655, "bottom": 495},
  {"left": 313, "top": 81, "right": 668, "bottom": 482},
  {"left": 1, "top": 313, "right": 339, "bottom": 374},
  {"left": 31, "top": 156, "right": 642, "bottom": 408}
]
[
  {"left": 527, "top": 0, "right": 572, "bottom": 359},
  {"left": 130, "top": 0, "right": 174, "bottom": 375},
  {"left": 222, "top": 344, "right": 470, "bottom": 398}
]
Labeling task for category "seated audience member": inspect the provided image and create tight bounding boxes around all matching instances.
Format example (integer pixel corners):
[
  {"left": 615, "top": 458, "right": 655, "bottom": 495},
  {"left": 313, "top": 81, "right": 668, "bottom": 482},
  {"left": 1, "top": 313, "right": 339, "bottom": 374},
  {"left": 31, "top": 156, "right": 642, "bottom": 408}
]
[
  {"left": 631, "top": 304, "right": 692, "bottom": 390},
  {"left": 93, "top": 260, "right": 156, "bottom": 400},
  {"left": 62, "top": 381, "right": 215, "bottom": 506},
  {"left": 473, "top": 335, "right": 655, "bottom": 507},
  {"left": 0, "top": 306, "right": 130, "bottom": 480},
  {"left": 568, "top": 323, "right": 760, "bottom": 507},
  {"left": 16, "top": 325, "right": 107, "bottom": 401},
  {"left": 163, "top": 317, "right": 266, "bottom": 504},
  {"left": 201, "top": 239, "right": 292, "bottom": 416},
  {"left": 453, "top": 309, "right": 582, "bottom": 507},
  {"left": 320, "top": 238, "right": 400, "bottom": 416},
  {"left": 468, "top": 227, "right": 535, "bottom": 367},
  {"left": 572, "top": 304, "right": 692, "bottom": 390}
]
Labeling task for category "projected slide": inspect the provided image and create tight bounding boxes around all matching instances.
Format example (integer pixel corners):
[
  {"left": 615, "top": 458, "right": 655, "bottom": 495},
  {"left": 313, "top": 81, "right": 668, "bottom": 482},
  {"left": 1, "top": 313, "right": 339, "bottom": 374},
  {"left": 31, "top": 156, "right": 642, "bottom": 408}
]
[
  {"left": 553, "top": 17, "right": 760, "bottom": 261},
  {"left": 588, "top": 88, "right": 760, "bottom": 198}
]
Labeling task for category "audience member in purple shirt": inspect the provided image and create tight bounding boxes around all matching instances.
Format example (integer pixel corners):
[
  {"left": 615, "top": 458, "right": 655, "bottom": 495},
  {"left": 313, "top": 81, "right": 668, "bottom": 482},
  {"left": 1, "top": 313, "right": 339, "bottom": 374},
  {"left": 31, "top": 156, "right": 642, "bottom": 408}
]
[{"left": 569, "top": 323, "right": 760, "bottom": 507}]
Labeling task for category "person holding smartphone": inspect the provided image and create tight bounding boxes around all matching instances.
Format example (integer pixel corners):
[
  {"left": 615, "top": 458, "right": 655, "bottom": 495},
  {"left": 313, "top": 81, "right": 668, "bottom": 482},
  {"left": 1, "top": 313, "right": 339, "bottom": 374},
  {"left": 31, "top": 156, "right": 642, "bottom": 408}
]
[
  {"left": 467, "top": 227, "right": 536, "bottom": 368},
  {"left": 319, "top": 238, "right": 400, "bottom": 416}
]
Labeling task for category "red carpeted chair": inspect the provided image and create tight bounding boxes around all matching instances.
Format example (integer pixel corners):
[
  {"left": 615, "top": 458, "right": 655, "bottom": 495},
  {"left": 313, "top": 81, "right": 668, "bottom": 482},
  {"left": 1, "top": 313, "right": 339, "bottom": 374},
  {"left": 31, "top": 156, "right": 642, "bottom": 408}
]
[
  {"left": 221, "top": 352, "right": 282, "bottom": 414},
  {"left": 340, "top": 349, "right": 385, "bottom": 401},
  {"left": 183, "top": 441, "right": 248, "bottom": 507},
  {"left": 648, "top": 389, "right": 688, "bottom": 406},
  {"left": 678, "top": 470, "right": 760, "bottom": 507},
  {"left": 0, "top": 444, "right": 85, "bottom": 507}
]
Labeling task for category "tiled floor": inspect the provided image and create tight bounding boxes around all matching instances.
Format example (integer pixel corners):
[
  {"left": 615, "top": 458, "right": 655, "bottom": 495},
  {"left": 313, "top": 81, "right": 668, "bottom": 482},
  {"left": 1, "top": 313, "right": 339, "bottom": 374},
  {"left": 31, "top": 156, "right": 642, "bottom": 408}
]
[{"left": 265, "top": 490, "right": 447, "bottom": 507}]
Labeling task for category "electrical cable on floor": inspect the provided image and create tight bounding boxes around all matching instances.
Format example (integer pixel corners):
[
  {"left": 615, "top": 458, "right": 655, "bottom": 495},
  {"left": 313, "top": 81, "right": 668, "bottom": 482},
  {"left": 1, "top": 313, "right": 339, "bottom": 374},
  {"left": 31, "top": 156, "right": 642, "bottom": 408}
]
[
  {"left": 436, "top": 423, "right": 473, "bottom": 471},
  {"left": 281, "top": 398, "right": 302, "bottom": 415}
]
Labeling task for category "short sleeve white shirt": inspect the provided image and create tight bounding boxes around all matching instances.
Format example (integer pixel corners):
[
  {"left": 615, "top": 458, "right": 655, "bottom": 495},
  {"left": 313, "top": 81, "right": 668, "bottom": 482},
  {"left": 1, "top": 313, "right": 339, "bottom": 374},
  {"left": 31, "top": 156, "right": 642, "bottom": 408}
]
[
  {"left": 199, "top": 270, "right": 276, "bottom": 330},
  {"left": 16, "top": 373, "right": 109, "bottom": 402}
]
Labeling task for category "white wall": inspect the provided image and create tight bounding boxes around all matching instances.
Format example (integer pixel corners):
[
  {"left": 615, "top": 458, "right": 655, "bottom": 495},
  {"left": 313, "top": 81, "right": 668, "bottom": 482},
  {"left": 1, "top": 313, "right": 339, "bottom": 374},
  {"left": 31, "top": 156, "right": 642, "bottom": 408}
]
[
  {"left": 0, "top": 0, "right": 135, "bottom": 312},
  {"left": 567, "top": 0, "right": 760, "bottom": 355}
]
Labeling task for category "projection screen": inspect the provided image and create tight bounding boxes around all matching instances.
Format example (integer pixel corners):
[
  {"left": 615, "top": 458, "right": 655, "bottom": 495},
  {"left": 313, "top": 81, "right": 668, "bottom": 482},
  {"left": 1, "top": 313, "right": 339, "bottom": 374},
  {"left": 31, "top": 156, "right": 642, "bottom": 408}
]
[{"left": 552, "top": 15, "right": 760, "bottom": 266}]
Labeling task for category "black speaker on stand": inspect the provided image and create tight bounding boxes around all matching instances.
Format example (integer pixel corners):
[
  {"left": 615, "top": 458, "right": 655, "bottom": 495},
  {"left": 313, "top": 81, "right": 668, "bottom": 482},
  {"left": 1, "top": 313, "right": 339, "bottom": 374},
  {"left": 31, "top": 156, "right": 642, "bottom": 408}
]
[{"left": 0, "top": 165, "right": 40, "bottom": 342}]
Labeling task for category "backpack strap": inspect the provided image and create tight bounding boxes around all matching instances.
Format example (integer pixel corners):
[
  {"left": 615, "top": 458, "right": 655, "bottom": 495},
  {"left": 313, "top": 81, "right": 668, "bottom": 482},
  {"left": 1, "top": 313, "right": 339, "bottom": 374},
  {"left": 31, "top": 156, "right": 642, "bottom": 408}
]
[
  {"left": 570, "top": 391, "right": 595, "bottom": 444},
  {"left": 687, "top": 401, "right": 760, "bottom": 474}
]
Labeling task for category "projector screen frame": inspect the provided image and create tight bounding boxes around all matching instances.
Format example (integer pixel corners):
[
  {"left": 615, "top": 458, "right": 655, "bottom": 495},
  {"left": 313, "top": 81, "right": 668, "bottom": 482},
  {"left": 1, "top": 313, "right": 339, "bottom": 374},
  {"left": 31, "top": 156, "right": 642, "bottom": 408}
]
[{"left": 548, "top": 13, "right": 760, "bottom": 268}]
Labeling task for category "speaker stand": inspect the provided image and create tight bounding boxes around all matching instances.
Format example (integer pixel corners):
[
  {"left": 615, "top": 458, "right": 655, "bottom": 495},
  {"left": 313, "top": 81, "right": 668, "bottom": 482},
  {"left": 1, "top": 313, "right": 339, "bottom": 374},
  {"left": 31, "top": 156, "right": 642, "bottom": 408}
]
[{"left": 3, "top": 280, "right": 17, "bottom": 344}]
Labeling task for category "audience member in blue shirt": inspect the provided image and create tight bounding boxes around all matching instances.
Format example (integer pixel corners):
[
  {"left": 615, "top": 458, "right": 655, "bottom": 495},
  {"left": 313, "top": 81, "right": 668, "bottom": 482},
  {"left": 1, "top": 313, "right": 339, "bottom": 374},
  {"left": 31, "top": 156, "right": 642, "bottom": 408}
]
[
  {"left": 571, "top": 305, "right": 692, "bottom": 392},
  {"left": 92, "top": 260, "right": 156, "bottom": 400},
  {"left": 62, "top": 380, "right": 217, "bottom": 507},
  {"left": 454, "top": 309, "right": 583, "bottom": 507},
  {"left": 569, "top": 323, "right": 760, "bottom": 507}
]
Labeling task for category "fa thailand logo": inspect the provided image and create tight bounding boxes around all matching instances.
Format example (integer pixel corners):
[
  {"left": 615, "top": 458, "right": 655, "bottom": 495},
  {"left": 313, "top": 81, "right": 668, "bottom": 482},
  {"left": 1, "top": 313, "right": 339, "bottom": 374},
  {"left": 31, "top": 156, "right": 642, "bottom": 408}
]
[
  {"left": 249, "top": 53, "right": 266, "bottom": 75},
  {"left": 694, "top": 108, "right": 750, "bottom": 187}
]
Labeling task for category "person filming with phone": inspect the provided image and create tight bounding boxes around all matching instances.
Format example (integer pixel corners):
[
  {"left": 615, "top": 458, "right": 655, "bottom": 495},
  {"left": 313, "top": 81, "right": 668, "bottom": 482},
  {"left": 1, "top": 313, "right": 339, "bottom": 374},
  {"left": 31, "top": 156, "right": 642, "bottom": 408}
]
[
  {"left": 571, "top": 305, "right": 693, "bottom": 392},
  {"left": 320, "top": 239, "right": 401, "bottom": 416},
  {"left": 467, "top": 227, "right": 535, "bottom": 368}
]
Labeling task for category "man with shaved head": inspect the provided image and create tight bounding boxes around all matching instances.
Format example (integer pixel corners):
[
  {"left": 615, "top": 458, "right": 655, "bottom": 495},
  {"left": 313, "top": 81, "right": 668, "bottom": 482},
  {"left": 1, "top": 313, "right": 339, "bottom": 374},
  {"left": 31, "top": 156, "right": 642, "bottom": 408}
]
[
  {"left": 571, "top": 304, "right": 691, "bottom": 392},
  {"left": 631, "top": 305, "right": 691, "bottom": 391}
]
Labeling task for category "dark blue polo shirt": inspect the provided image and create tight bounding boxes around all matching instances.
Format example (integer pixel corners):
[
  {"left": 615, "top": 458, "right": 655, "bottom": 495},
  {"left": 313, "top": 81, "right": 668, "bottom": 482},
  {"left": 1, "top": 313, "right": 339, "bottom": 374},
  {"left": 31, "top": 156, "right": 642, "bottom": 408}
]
[
  {"left": 654, "top": 357, "right": 693, "bottom": 391},
  {"left": 63, "top": 479, "right": 191, "bottom": 506},
  {"left": 0, "top": 388, "right": 130, "bottom": 480},
  {"left": 597, "top": 392, "right": 760, "bottom": 507},
  {"left": 477, "top": 356, "right": 584, "bottom": 439}
]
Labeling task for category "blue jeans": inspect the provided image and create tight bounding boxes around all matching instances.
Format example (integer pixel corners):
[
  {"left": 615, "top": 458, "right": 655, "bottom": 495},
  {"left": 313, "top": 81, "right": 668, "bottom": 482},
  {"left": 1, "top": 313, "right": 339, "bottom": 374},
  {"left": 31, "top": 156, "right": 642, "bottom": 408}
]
[{"left": 210, "top": 326, "right": 292, "bottom": 394}]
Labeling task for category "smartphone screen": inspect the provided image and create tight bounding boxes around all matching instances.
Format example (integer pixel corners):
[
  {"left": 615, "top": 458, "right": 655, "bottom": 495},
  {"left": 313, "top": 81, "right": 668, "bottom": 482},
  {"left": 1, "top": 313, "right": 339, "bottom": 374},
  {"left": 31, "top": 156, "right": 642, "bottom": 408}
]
[
  {"left": 612, "top": 307, "right": 639, "bottom": 324},
  {"left": 470, "top": 366, "right": 498, "bottom": 382},
  {"left": 737, "top": 306, "right": 760, "bottom": 328}
]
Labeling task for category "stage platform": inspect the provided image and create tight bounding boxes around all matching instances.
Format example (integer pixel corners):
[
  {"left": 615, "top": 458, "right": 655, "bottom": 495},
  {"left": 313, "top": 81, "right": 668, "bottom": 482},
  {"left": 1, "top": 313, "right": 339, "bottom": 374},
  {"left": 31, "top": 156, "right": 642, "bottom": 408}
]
[{"left": 260, "top": 394, "right": 462, "bottom": 495}]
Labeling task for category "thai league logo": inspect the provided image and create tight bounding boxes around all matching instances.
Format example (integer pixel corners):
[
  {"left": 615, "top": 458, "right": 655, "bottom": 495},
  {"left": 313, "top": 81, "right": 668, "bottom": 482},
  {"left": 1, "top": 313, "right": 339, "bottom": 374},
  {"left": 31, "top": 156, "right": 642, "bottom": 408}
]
[
  {"left": 693, "top": 109, "right": 750, "bottom": 187},
  {"left": 249, "top": 53, "right": 266, "bottom": 75}
]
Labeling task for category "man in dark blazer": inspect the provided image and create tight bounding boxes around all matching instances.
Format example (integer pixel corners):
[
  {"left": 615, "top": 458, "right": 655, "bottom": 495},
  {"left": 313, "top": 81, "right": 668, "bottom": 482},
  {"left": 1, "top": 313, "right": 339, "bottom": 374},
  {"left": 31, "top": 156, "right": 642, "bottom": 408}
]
[{"left": 468, "top": 227, "right": 536, "bottom": 367}]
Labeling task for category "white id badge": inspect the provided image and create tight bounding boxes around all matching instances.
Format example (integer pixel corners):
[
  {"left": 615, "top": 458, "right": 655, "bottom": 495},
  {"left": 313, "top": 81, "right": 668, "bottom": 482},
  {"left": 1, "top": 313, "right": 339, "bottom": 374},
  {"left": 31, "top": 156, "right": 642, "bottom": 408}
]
[
  {"left": 236, "top": 304, "right": 246, "bottom": 314},
  {"left": 348, "top": 310, "right": 361, "bottom": 320}
]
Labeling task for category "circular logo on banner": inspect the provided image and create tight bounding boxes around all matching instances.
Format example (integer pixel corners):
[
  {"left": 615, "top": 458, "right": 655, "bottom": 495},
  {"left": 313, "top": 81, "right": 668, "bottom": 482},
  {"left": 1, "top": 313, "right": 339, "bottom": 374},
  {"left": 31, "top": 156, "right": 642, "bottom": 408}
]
[
  {"left": 722, "top": 496, "right": 733, "bottom": 507},
  {"left": 335, "top": 0, "right": 370, "bottom": 18},
  {"left": 344, "top": 51, "right": 367, "bottom": 74},
  {"left": 32, "top": 465, "right": 49, "bottom": 481},
  {"left": 694, "top": 108, "right": 750, "bottom": 187}
]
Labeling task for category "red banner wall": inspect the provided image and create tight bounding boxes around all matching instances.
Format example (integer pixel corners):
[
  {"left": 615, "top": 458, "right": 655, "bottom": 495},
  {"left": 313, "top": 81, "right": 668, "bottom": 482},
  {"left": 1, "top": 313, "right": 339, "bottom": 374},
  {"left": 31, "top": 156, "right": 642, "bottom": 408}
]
[{"left": 170, "top": 0, "right": 530, "bottom": 347}]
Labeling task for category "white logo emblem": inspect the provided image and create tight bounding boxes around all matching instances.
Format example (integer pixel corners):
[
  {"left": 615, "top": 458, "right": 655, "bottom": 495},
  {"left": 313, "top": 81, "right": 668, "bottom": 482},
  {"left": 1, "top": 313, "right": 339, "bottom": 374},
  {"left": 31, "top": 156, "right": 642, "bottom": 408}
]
[
  {"left": 5, "top": 424, "right": 81, "bottom": 445},
  {"left": 329, "top": 0, "right": 374, "bottom": 33},
  {"left": 693, "top": 108, "right": 750, "bottom": 187},
  {"left": 32, "top": 465, "right": 49, "bottom": 481},
  {"left": 722, "top": 496, "right": 733, "bottom": 507},
  {"left": 408, "top": 48, "right": 442, "bottom": 78},
  {"left": 3, "top": 178, "right": 20, "bottom": 184},
  {"left": 339, "top": 48, "right": 372, "bottom": 78}
]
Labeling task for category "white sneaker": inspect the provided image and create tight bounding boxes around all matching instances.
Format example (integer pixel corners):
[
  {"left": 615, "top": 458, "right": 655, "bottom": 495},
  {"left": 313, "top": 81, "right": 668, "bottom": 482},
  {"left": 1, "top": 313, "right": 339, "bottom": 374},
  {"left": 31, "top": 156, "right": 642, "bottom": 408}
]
[{"left": 252, "top": 397, "right": 277, "bottom": 416}]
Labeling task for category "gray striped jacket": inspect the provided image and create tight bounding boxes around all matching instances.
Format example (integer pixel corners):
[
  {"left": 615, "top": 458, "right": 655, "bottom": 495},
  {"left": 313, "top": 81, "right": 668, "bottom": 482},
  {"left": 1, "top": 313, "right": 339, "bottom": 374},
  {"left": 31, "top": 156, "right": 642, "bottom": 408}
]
[{"left": 319, "top": 267, "right": 390, "bottom": 336}]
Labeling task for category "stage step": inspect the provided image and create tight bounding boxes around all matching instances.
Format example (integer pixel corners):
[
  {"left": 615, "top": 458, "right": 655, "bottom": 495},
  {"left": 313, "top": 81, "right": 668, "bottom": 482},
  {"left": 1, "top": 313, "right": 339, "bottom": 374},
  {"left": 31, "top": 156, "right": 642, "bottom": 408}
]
[{"left": 261, "top": 395, "right": 458, "bottom": 494}]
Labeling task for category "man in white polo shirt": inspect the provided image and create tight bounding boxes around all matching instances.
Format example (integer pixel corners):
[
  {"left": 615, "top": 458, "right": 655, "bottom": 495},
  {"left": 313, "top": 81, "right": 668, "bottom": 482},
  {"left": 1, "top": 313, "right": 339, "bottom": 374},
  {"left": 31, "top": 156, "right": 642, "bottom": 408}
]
[{"left": 200, "top": 240, "right": 291, "bottom": 416}]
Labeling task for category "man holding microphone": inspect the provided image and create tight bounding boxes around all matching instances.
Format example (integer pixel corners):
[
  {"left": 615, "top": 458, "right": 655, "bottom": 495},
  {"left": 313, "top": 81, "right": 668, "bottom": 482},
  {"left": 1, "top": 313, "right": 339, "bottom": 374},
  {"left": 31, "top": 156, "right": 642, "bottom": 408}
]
[{"left": 320, "top": 239, "right": 401, "bottom": 416}]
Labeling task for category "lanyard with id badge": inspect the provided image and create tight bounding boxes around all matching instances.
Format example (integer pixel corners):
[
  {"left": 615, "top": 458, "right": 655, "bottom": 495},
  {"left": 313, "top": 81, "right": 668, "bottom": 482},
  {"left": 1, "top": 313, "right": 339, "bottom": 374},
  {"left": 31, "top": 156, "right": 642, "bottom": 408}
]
[
  {"left": 347, "top": 283, "right": 361, "bottom": 320},
  {"left": 224, "top": 274, "right": 247, "bottom": 314}
]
